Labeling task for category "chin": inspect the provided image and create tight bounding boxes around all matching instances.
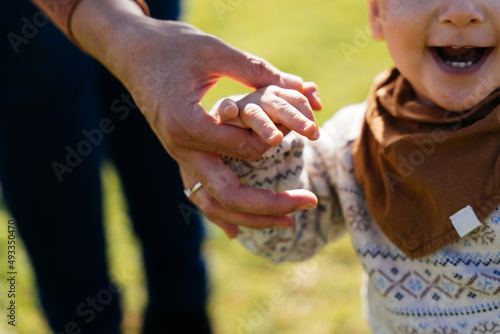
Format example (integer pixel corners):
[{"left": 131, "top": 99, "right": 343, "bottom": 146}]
[
  {"left": 437, "top": 100, "right": 476, "bottom": 112},
  {"left": 430, "top": 90, "right": 488, "bottom": 112}
]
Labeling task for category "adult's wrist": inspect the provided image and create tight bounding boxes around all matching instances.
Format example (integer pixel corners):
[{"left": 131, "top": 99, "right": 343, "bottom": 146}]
[{"left": 70, "top": 0, "right": 149, "bottom": 82}]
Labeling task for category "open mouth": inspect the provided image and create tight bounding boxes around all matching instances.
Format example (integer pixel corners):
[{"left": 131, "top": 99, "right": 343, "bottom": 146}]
[{"left": 430, "top": 46, "right": 493, "bottom": 71}]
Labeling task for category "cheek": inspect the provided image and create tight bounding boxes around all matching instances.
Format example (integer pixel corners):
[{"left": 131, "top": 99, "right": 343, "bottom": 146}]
[
  {"left": 383, "top": 30, "right": 420, "bottom": 71},
  {"left": 381, "top": 16, "right": 428, "bottom": 73}
]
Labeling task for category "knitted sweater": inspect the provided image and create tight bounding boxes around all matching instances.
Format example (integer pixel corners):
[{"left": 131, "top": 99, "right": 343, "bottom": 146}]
[{"left": 224, "top": 103, "right": 500, "bottom": 334}]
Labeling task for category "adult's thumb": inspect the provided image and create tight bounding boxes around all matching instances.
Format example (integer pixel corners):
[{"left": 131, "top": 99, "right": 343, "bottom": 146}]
[{"left": 218, "top": 45, "right": 304, "bottom": 91}]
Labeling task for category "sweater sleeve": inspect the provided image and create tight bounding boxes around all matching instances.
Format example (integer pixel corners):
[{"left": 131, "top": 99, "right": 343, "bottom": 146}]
[
  {"left": 30, "top": 0, "right": 150, "bottom": 42},
  {"left": 223, "top": 125, "right": 347, "bottom": 263}
]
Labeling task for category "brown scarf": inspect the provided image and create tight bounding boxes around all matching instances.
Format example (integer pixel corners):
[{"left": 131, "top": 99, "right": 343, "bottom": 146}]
[{"left": 353, "top": 68, "right": 500, "bottom": 258}]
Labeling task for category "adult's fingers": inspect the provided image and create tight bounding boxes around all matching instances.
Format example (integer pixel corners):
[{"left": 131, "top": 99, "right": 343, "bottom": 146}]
[
  {"left": 302, "top": 82, "right": 323, "bottom": 111},
  {"left": 216, "top": 48, "right": 304, "bottom": 91},
  {"left": 179, "top": 165, "right": 300, "bottom": 231},
  {"left": 180, "top": 167, "right": 240, "bottom": 238},
  {"left": 210, "top": 218, "right": 239, "bottom": 239},
  {"left": 193, "top": 186, "right": 296, "bottom": 229},
  {"left": 178, "top": 150, "right": 318, "bottom": 217},
  {"left": 211, "top": 45, "right": 322, "bottom": 109},
  {"left": 166, "top": 103, "right": 272, "bottom": 161}
]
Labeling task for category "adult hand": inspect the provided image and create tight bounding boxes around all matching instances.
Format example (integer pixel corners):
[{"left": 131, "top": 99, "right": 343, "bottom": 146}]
[{"left": 70, "top": 0, "right": 321, "bottom": 236}]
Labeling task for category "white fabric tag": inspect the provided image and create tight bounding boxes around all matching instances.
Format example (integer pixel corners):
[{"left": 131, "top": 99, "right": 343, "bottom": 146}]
[{"left": 449, "top": 205, "right": 482, "bottom": 237}]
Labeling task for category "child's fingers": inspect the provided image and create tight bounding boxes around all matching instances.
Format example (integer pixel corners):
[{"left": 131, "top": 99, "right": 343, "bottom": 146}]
[
  {"left": 240, "top": 103, "right": 284, "bottom": 146},
  {"left": 262, "top": 88, "right": 320, "bottom": 140},
  {"left": 215, "top": 98, "right": 247, "bottom": 128},
  {"left": 215, "top": 96, "right": 286, "bottom": 146},
  {"left": 216, "top": 85, "right": 320, "bottom": 142},
  {"left": 218, "top": 98, "right": 239, "bottom": 121}
]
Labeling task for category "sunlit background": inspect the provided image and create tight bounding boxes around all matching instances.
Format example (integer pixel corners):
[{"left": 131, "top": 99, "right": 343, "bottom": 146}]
[{"left": 0, "top": 0, "right": 393, "bottom": 333}]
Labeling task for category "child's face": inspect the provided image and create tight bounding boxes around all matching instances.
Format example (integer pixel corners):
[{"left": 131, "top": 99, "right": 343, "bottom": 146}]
[{"left": 368, "top": 0, "right": 500, "bottom": 111}]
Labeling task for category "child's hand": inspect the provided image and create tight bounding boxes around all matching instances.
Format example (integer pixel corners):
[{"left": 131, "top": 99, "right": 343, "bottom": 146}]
[{"left": 216, "top": 82, "right": 322, "bottom": 146}]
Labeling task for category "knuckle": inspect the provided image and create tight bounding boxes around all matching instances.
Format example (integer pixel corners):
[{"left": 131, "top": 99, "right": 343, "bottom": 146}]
[
  {"left": 291, "top": 113, "right": 306, "bottom": 126},
  {"left": 248, "top": 56, "right": 279, "bottom": 81},
  {"left": 168, "top": 129, "right": 193, "bottom": 149},
  {"left": 161, "top": 122, "right": 183, "bottom": 146},
  {"left": 159, "top": 114, "right": 192, "bottom": 148},
  {"left": 200, "top": 200, "right": 219, "bottom": 218},
  {"left": 196, "top": 34, "right": 226, "bottom": 60},
  {"left": 243, "top": 103, "right": 260, "bottom": 116},
  {"left": 295, "top": 93, "right": 309, "bottom": 106},
  {"left": 268, "top": 202, "right": 283, "bottom": 216},
  {"left": 264, "top": 84, "right": 280, "bottom": 93},
  {"left": 270, "top": 100, "right": 290, "bottom": 113},
  {"left": 165, "top": 144, "right": 181, "bottom": 162},
  {"left": 218, "top": 193, "right": 239, "bottom": 211},
  {"left": 164, "top": 127, "right": 183, "bottom": 146},
  {"left": 283, "top": 89, "right": 310, "bottom": 108}
]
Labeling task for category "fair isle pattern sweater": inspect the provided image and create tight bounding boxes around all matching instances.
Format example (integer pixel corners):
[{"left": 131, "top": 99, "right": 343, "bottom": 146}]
[{"left": 224, "top": 103, "right": 500, "bottom": 334}]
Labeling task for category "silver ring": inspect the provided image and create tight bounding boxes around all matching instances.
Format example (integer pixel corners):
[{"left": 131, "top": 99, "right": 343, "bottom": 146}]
[{"left": 184, "top": 182, "right": 203, "bottom": 198}]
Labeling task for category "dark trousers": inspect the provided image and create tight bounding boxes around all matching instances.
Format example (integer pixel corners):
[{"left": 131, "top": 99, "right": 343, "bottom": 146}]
[{"left": 0, "top": 1, "right": 210, "bottom": 333}]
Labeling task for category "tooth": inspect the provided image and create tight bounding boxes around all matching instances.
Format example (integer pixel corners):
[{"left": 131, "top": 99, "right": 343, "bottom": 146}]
[
  {"left": 444, "top": 59, "right": 474, "bottom": 68},
  {"left": 448, "top": 61, "right": 471, "bottom": 68},
  {"left": 465, "top": 47, "right": 473, "bottom": 49},
  {"left": 451, "top": 46, "right": 461, "bottom": 49}
]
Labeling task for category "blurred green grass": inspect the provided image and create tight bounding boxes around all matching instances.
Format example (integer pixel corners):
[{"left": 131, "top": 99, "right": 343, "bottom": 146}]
[{"left": 0, "top": 0, "right": 394, "bottom": 333}]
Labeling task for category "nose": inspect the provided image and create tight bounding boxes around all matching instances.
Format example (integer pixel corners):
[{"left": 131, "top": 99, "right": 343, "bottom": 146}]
[{"left": 439, "top": 0, "right": 485, "bottom": 26}]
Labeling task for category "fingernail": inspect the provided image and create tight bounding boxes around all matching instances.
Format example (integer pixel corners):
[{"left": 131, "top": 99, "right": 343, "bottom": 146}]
[
  {"left": 264, "top": 130, "right": 280, "bottom": 145},
  {"left": 313, "top": 91, "right": 322, "bottom": 105},
  {"left": 277, "top": 216, "right": 294, "bottom": 229},
  {"left": 278, "top": 222, "right": 293, "bottom": 229},
  {"left": 224, "top": 103, "right": 238, "bottom": 117},
  {"left": 270, "top": 130, "right": 281, "bottom": 139},
  {"left": 312, "top": 128, "right": 320, "bottom": 140},
  {"left": 303, "top": 121, "right": 316, "bottom": 132},
  {"left": 269, "top": 130, "right": 283, "bottom": 143},
  {"left": 297, "top": 202, "right": 317, "bottom": 210}
]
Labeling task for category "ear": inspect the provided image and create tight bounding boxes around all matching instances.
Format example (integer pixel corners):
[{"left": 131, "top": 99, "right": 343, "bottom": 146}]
[{"left": 367, "top": 0, "right": 385, "bottom": 40}]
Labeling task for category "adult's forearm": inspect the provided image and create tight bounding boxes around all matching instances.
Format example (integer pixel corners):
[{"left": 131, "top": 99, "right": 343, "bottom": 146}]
[
  {"left": 31, "top": 0, "right": 82, "bottom": 37},
  {"left": 31, "top": 0, "right": 149, "bottom": 43},
  {"left": 70, "top": 0, "right": 149, "bottom": 83}
]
